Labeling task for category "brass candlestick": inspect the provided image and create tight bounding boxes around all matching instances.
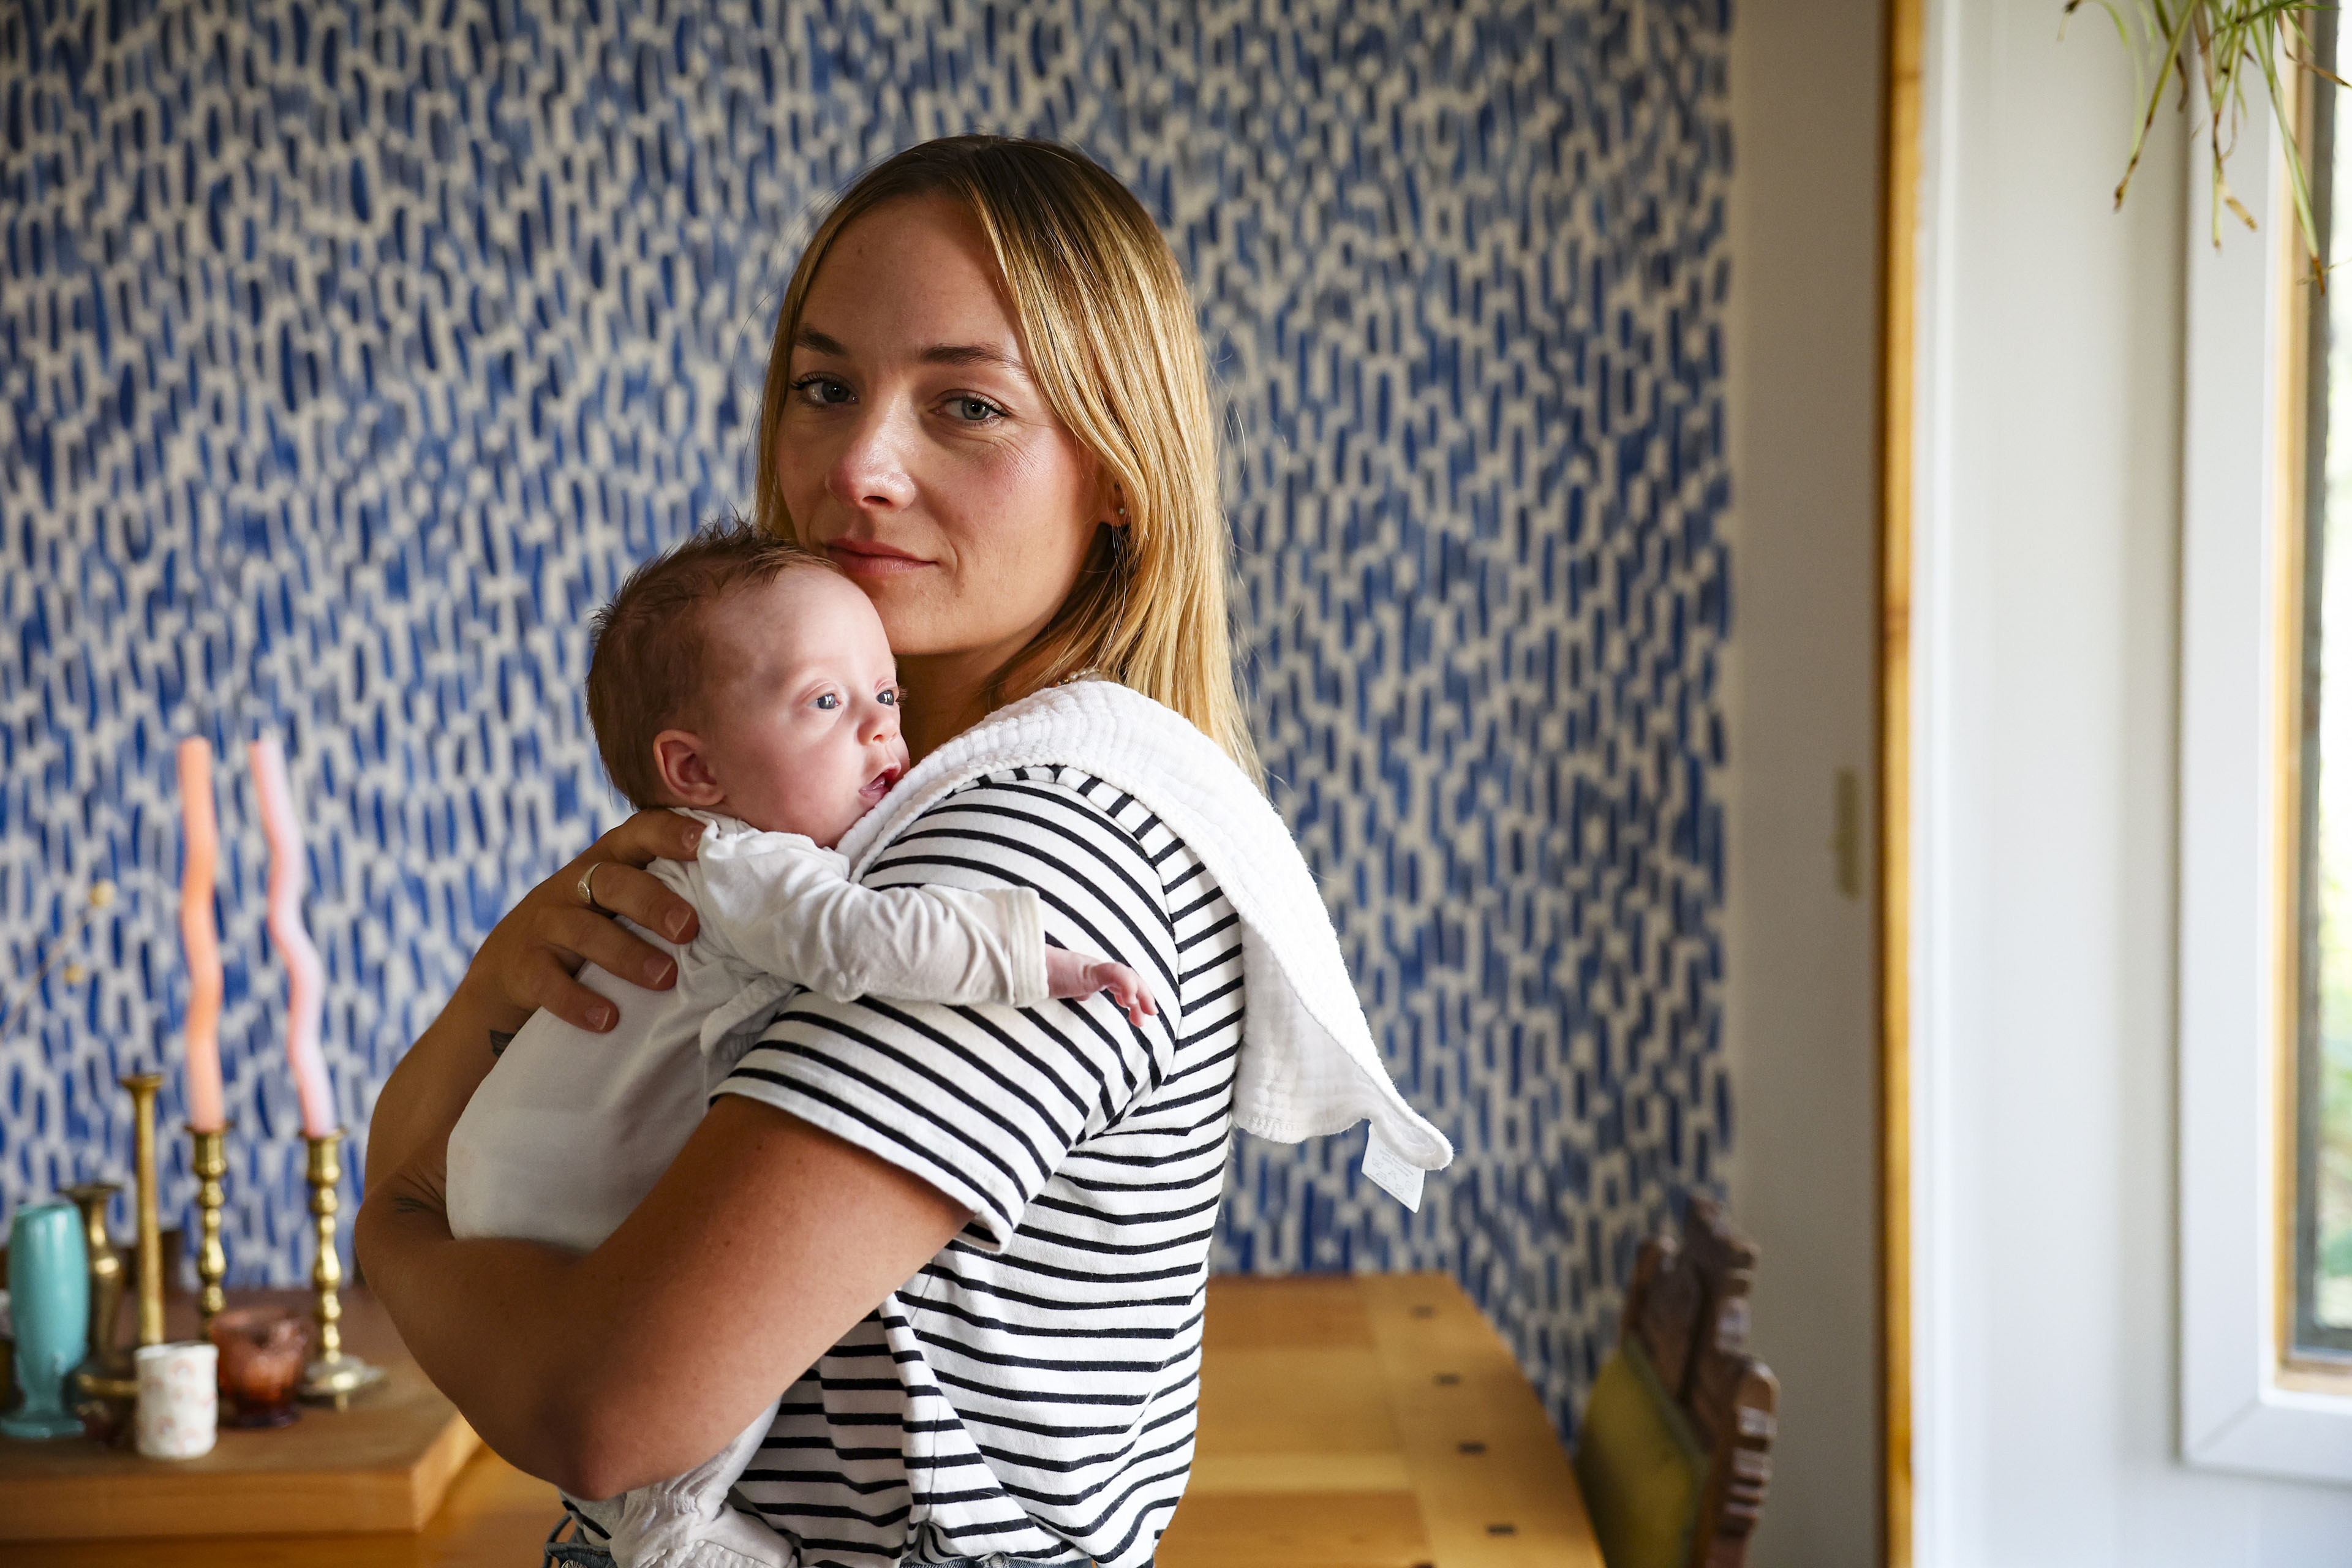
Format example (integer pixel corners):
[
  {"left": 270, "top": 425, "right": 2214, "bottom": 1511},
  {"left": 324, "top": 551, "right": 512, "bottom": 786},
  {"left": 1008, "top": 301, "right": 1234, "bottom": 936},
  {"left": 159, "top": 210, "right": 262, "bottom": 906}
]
[
  {"left": 121, "top": 1072, "right": 167, "bottom": 1348},
  {"left": 63, "top": 1183, "right": 126, "bottom": 1363},
  {"left": 296, "top": 1128, "right": 383, "bottom": 1406},
  {"left": 189, "top": 1126, "right": 228, "bottom": 1334},
  {"left": 66, "top": 1181, "right": 135, "bottom": 1442}
]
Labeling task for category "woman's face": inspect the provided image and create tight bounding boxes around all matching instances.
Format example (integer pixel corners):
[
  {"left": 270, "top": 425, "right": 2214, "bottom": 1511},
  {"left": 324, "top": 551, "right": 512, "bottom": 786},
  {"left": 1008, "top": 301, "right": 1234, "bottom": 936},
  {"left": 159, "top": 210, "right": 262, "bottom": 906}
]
[{"left": 774, "top": 197, "right": 1104, "bottom": 671}]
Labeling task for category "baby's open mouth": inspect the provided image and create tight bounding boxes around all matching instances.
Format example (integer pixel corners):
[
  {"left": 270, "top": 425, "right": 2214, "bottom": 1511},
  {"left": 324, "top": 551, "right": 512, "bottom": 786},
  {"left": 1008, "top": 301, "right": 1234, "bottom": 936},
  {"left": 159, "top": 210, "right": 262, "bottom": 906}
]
[{"left": 860, "top": 765, "right": 902, "bottom": 804}]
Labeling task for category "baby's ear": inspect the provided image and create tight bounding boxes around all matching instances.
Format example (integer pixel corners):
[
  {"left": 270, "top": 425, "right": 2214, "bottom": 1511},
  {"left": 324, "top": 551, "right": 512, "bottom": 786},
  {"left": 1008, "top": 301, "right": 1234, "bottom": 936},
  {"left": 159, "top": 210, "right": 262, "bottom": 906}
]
[{"left": 651, "top": 730, "right": 726, "bottom": 808}]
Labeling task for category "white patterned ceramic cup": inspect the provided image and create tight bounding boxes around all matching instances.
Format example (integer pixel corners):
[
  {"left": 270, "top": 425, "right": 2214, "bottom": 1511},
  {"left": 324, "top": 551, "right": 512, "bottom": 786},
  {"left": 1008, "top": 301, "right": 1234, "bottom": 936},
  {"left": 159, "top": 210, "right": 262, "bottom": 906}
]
[{"left": 134, "top": 1341, "right": 219, "bottom": 1459}]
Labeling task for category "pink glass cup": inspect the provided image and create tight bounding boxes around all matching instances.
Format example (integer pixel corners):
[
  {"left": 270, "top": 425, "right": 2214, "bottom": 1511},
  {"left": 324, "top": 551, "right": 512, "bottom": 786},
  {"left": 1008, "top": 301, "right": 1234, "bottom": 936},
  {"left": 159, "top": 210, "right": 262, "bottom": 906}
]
[{"left": 208, "top": 1306, "right": 309, "bottom": 1428}]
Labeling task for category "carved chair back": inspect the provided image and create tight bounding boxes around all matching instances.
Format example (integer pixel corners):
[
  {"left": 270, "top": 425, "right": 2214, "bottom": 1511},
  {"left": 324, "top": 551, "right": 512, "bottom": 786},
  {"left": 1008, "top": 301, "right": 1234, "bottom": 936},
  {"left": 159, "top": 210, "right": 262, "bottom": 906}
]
[{"left": 1613, "top": 1196, "right": 1780, "bottom": 1568}]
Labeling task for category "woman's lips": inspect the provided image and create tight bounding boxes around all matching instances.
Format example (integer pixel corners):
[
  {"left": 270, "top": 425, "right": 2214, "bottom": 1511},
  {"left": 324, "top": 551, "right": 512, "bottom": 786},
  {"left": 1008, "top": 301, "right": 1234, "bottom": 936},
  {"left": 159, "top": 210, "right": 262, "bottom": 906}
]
[{"left": 825, "top": 539, "right": 933, "bottom": 579}]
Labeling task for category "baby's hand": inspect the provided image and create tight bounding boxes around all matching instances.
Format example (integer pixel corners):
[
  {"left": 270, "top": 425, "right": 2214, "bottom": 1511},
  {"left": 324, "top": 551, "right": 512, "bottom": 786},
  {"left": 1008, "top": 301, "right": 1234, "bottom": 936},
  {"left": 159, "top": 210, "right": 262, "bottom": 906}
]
[{"left": 1045, "top": 949, "right": 1158, "bottom": 1025}]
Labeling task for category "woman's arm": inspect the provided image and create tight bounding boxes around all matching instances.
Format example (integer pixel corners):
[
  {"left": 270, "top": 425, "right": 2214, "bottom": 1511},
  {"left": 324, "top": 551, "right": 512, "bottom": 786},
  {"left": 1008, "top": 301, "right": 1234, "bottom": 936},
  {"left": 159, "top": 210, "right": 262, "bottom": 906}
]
[
  {"left": 356, "top": 1095, "right": 968, "bottom": 1497},
  {"left": 366, "top": 810, "right": 709, "bottom": 1188},
  {"left": 366, "top": 775, "right": 1175, "bottom": 1494}
]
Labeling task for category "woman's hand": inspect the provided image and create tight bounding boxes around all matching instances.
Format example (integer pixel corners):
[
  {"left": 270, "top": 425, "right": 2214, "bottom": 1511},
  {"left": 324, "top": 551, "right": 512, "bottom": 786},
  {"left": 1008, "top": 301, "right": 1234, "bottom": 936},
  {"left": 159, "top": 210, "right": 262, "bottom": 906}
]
[{"left": 462, "top": 810, "right": 710, "bottom": 1035}]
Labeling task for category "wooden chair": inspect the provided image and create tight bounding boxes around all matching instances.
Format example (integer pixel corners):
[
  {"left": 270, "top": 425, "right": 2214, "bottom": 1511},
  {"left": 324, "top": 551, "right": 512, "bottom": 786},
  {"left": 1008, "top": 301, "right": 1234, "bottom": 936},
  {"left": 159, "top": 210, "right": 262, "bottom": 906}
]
[{"left": 1572, "top": 1196, "right": 1779, "bottom": 1568}]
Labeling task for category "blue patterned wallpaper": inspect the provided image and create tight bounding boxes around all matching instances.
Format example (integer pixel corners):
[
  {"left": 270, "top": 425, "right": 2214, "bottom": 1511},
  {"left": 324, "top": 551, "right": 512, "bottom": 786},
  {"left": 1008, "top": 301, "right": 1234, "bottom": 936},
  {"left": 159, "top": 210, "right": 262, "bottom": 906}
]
[{"left": 0, "top": 0, "right": 1731, "bottom": 1433}]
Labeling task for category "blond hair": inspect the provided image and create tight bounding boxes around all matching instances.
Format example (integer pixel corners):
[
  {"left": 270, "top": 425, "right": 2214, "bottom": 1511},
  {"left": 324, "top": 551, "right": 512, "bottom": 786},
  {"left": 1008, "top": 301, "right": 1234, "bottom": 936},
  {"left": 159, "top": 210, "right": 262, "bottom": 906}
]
[{"left": 753, "top": 136, "right": 1259, "bottom": 780}]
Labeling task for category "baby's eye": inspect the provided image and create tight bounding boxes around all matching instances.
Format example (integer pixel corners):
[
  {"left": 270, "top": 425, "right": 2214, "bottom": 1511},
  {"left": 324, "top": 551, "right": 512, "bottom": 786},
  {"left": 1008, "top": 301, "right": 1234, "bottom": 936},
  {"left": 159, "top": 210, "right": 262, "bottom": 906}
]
[
  {"left": 813, "top": 692, "right": 842, "bottom": 710},
  {"left": 878, "top": 687, "right": 899, "bottom": 707}
]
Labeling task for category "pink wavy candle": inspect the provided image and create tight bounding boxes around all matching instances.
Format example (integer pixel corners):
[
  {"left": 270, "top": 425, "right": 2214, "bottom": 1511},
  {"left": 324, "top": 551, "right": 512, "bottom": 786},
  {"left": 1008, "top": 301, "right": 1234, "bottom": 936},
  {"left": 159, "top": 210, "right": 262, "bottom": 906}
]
[
  {"left": 249, "top": 738, "right": 336, "bottom": 1138},
  {"left": 177, "top": 738, "right": 227, "bottom": 1133}
]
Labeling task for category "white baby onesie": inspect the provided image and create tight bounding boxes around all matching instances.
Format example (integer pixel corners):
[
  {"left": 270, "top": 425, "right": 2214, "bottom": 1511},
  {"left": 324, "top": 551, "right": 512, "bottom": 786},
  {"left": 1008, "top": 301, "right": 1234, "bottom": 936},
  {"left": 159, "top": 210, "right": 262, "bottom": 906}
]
[{"left": 447, "top": 810, "right": 1050, "bottom": 1568}]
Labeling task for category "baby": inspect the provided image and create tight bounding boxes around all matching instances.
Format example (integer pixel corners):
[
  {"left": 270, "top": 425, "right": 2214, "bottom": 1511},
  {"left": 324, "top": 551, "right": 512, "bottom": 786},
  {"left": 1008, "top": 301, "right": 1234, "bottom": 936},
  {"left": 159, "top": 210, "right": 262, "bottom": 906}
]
[{"left": 446, "top": 522, "right": 1152, "bottom": 1568}]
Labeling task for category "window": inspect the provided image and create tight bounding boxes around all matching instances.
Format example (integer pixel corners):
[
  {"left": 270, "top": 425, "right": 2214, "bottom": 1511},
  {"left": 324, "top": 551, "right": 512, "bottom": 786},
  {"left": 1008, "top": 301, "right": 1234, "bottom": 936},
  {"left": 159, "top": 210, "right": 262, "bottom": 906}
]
[
  {"left": 2177, "top": 27, "right": 2352, "bottom": 1482},
  {"left": 2299, "top": 8, "right": 2352, "bottom": 1366}
]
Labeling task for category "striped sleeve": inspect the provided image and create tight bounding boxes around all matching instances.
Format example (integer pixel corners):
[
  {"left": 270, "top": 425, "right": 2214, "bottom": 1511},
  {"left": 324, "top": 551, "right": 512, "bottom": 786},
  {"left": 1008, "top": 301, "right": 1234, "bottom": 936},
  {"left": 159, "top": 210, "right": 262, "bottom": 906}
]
[{"left": 715, "top": 771, "right": 1180, "bottom": 1251}]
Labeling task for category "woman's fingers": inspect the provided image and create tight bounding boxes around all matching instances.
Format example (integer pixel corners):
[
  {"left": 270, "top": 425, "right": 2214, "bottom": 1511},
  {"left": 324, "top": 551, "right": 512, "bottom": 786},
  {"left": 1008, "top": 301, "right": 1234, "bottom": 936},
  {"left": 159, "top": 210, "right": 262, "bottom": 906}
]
[
  {"left": 456, "top": 809, "right": 704, "bottom": 1035},
  {"left": 581, "top": 860, "right": 699, "bottom": 945},
  {"left": 587, "top": 812, "right": 704, "bottom": 942},
  {"left": 549, "top": 901, "right": 681, "bottom": 989},
  {"left": 601, "top": 809, "right": 711, "bottom": 869},
  {"left": 513, "top": 906, "right": 678, "bottom": 1033},
  {"left": 530, "top": 967, "right": 622, "bottom": 1035}
]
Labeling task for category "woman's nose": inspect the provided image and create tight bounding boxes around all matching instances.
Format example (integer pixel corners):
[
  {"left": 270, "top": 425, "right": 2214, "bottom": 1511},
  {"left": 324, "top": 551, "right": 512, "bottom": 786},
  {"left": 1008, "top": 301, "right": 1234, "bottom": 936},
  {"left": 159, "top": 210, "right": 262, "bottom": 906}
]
[{"left": 827, "top": 405, "right": 918, "bottom": 512}]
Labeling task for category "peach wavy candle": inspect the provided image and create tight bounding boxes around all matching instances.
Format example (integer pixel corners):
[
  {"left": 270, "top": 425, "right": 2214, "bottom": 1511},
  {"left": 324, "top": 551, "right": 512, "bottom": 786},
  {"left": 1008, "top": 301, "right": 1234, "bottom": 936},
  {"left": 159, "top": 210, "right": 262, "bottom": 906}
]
[
  {"left": 177, "top": 738, "right": 227, "bottom": 1133},
  {"left": 249, "top": 737, "right": 335, "bottom": 1138}
]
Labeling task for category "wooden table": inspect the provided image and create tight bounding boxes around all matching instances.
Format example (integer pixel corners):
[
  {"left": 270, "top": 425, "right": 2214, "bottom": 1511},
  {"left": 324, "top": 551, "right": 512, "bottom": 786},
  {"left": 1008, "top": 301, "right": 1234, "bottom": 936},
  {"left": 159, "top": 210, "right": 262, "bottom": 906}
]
[
  {"left": 21, "top": 1273, "right": 1599, "bottom": 1567},
  {"left": 1165, "top": 1273, "right": 1599, "bottom": 1567},
  {"left": 1, "top": 1290, "right": 480, "bottom": 1542}
]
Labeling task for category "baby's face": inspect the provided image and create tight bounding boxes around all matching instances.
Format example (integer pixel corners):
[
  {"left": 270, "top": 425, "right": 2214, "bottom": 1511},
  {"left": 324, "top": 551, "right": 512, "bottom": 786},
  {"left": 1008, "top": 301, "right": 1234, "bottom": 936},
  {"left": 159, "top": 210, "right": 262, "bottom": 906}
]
[{"left": 676, "top": 568, "right": 910, "bottom": 846}]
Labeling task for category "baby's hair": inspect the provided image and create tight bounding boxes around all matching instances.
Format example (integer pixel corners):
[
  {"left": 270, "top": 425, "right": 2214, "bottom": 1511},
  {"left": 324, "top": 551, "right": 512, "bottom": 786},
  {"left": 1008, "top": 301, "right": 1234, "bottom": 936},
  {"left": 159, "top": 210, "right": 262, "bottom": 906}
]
[{"left": 586, "top": 519, "right": 835, "bottom": 809}]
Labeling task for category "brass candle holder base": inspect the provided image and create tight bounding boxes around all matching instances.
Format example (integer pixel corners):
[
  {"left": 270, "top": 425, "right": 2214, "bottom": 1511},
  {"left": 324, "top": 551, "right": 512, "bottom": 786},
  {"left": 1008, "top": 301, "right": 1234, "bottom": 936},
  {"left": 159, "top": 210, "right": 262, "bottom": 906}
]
[
  {"left": 300, "top": 1351, "right": 386, "bottom": 1406},
  {"left": 296, "top": 1128, "right": 384, "bottom": 1408},
  {"left": 189, "top": 1124, "right": 229, "bottom": 1336}
]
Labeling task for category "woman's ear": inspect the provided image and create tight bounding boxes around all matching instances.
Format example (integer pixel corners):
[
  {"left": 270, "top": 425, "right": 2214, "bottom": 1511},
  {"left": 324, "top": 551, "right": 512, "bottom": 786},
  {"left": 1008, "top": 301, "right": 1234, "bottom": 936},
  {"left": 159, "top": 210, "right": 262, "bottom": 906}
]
[{"left": 652, "top": 730, "right": 727, "bottom": 808}]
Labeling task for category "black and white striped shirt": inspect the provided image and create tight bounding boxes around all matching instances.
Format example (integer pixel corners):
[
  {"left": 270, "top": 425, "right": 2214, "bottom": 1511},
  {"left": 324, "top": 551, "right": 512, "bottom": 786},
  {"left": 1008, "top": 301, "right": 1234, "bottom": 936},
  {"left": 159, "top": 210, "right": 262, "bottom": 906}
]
[{"left": 715, "top": 766, "right": 1243, "bottom": 1568}]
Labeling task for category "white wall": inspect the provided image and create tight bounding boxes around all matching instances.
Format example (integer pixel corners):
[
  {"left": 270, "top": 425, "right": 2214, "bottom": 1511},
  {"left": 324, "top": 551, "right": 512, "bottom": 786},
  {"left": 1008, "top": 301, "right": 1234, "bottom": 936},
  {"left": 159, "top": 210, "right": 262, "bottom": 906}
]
[
  {"left": 1724, "top": 3, "right": 1887, "bottom": 1566},
  {"left": 1912, "top": 1, "right": 2352, "bottom": 1561}
]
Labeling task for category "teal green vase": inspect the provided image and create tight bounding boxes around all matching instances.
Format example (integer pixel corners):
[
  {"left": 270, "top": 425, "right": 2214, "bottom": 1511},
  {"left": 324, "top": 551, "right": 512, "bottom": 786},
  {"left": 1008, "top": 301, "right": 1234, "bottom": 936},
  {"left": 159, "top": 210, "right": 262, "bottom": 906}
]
[{"left": 2, "top": 1200, "right": 90, "bottom": 1439}]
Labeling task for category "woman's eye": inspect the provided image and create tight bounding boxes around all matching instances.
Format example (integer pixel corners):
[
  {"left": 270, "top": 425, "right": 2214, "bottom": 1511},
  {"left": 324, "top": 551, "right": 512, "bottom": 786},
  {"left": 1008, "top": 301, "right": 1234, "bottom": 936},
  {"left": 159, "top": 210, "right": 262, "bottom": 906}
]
[
  {"left": 813, "top": 693, "right": 841, "bottom": 710},
  {"left": 793, "top": 375, "right": 851, "bottom": 406},
  {"left": 946, "top": 395, "right": 1003, "bottom": 424}
]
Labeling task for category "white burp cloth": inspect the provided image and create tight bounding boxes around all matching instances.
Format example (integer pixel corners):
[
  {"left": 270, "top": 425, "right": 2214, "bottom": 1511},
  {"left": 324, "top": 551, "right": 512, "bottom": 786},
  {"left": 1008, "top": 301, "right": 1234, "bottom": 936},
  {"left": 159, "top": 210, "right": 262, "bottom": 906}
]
[{"left": 837, "top": 679, "right": 1455, "bottom": 1206}]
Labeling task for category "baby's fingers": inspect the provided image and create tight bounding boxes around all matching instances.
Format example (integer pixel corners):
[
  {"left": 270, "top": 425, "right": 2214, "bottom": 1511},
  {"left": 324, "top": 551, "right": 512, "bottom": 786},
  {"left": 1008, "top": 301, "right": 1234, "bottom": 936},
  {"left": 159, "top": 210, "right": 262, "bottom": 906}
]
[{"left": 1094, "top": 963, "right": 1156, "bottom": 1025}]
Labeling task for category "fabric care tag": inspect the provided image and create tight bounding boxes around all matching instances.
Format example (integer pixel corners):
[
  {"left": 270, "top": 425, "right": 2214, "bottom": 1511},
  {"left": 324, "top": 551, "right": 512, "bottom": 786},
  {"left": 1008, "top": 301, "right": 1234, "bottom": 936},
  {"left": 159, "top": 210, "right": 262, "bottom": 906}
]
[{"left": 1361, "top": 1128, "right": 1426, "bottom": 1211}]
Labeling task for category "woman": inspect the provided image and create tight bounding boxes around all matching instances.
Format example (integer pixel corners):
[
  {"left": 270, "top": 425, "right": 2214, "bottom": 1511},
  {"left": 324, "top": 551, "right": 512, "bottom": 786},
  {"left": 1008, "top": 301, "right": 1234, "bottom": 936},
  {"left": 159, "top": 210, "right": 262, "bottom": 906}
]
[{"left": 361, "top": 137, "right": 1260, "bottom": 1568}]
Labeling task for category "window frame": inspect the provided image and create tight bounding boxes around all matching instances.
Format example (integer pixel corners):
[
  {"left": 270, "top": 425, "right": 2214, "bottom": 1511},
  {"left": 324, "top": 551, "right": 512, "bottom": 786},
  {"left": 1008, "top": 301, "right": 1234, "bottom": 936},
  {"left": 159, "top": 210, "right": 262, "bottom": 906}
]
[
  {"left": 2292, "top": 7, "right": 2352, "bottom": 1366},
  {"left": 2179, "top": 66, "right": 2352, "bottom": 1480}
]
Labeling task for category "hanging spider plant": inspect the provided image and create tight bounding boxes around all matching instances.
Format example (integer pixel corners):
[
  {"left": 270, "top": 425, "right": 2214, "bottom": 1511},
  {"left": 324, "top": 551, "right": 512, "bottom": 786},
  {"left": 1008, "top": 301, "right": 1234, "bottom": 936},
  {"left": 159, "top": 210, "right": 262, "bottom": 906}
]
[{"left": 2070, "top": 0, "right": 2342, "bottom": 284}]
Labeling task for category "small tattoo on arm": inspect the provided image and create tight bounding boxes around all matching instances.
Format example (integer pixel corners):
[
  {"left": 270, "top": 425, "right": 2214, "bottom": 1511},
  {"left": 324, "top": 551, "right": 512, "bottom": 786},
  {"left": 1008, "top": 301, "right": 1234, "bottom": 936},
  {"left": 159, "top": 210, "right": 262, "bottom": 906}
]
[{"left": 489, "top": 1029, "right": 516, "bottom": 1059}]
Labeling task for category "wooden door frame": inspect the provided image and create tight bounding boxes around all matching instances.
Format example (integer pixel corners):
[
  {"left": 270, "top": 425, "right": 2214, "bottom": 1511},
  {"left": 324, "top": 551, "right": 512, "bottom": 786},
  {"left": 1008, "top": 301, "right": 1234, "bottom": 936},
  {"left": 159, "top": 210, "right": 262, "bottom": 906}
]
[{"left": 1879, "top": 0, "right": 1925, "bottom": 1561}]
